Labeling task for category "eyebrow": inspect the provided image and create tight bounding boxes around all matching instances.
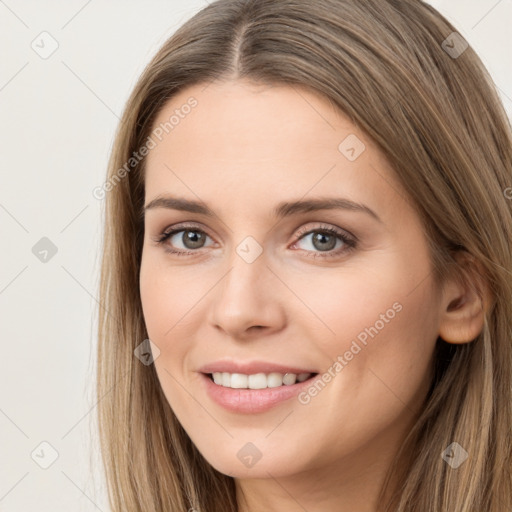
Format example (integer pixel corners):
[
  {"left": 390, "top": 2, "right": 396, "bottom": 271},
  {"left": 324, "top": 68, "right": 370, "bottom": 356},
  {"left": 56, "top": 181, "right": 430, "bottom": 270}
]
[{"left": 143, "top": 195, "right": 382, "bottom": 223}]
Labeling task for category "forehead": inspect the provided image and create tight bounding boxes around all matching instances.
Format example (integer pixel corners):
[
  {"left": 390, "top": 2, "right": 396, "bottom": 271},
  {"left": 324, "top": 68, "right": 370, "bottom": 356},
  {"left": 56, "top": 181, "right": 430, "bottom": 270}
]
[
  {"left": 148, "top": 80, "right": 361, "bottom": 162},
  {"left": 144, "top": 80, "right": 405, "bottom": 220}
]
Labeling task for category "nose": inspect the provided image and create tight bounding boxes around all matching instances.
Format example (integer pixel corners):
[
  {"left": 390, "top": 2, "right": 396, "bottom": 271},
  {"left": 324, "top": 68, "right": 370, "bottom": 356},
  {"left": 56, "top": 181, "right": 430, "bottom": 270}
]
[{"left": 209, "top": 251, "right": 287, "bottom": 339}]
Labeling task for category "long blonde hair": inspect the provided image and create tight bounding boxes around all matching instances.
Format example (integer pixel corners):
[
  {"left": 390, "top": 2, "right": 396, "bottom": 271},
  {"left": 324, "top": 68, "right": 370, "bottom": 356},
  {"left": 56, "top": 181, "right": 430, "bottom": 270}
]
[{"left": 96, "top": 1, "right": 512, "bottom": 510}]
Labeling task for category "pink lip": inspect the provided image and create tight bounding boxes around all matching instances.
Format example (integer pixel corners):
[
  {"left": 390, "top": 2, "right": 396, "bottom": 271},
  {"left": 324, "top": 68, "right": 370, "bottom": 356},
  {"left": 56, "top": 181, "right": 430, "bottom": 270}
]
[
  {"left": 198, "top": 360, "right": 317, "bottom": 375},
  {"left": 199, "top": 372, "right": 318, "bottom": 414}
]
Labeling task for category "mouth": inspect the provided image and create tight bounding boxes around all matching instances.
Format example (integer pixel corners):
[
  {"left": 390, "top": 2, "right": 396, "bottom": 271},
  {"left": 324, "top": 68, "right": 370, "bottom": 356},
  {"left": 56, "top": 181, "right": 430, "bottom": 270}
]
[
  {"left": 205, "top": 371, "right": 319, "bottom": 389},
  {"left": 200, "top": 370, "right": 320, "bottom": 414}
]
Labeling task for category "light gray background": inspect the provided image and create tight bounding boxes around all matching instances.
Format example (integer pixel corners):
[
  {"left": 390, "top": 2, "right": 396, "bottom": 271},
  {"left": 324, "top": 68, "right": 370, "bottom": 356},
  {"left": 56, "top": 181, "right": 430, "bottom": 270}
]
[{"left": 0, "top": 1, "right": 510, "bottom": 510}]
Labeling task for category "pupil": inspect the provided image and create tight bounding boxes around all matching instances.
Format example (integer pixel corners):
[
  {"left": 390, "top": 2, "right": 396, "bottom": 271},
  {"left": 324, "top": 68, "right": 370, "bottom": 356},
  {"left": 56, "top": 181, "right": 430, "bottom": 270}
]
[
  {"left": 183, "top": 230, "right": 204, "bottom": 249},
  {"left": 313, "top": 232, "right": 336, "bottom": 251}
]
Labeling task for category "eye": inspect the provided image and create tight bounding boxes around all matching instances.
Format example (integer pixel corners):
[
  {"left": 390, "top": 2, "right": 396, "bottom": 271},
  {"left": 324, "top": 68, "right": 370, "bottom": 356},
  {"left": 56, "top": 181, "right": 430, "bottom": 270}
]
[
  {"left": 153, "top": 222, "right": 357, "bottom": 259},
  {"left": 291, "top": 224, "right": 356, "bottom": 258},
  {"left": 154, "top": 224, "right": 215, "bottom": 255}
]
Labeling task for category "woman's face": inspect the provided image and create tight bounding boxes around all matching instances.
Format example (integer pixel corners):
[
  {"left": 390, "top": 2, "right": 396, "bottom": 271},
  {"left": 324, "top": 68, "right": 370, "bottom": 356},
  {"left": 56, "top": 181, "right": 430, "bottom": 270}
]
[{"left": 139, "top": 80, "right": 442, "bottom": 482}]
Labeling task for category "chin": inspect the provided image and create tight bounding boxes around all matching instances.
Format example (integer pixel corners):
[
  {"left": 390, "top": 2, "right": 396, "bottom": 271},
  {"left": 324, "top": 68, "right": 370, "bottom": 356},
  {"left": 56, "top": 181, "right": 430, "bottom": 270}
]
[{"left": 197, "top": 443, "right": 299, "bottom": 479}]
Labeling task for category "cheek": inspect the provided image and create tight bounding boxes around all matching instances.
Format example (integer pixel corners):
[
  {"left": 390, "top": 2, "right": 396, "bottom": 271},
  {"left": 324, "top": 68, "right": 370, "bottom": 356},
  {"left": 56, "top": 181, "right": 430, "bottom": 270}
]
[
  {"left": 139, "top": 255, "right": 204, "bottom": 415},
  {"left": 139, "top": 253, "right": 220, "bottom": 406},
  {"left": 318, "top": 275, "right": 437, "bottom": 409},
  {"left": 292, "top": 251, "right": 439, "bottom": 407},
  {"left": 291, "top": 274, "right": 438, "bottom": 464},
  {"left": 139, "top": 253, "right": 210, "bottom": 338},
  {"left": 139, "top": 258, "right": 170, "bottom": 338},
  {"left": 139, "top": 255, "right": 187, "bottom": 389},
  {"left": 287, "top": 258, "right": 437, "bottom": 356}
]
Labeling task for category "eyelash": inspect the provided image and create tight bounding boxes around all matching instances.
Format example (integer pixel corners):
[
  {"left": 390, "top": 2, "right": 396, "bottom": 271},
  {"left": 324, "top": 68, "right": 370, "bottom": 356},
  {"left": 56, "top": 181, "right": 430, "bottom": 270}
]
[{"left": 153, "top": 222, "right": 357, "bottom": 259}]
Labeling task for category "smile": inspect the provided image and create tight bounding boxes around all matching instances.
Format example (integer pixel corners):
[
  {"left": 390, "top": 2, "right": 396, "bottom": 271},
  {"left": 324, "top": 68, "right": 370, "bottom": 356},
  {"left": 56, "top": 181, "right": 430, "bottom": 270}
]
[{"left": 200, "top": 371, "right": 319, "bottom": 414}]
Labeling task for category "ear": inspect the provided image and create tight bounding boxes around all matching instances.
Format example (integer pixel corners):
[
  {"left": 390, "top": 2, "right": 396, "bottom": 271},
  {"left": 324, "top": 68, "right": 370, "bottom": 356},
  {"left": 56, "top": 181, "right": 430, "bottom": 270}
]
[{"left": 438, "top": 252, "right": 492, "bottom": 344}]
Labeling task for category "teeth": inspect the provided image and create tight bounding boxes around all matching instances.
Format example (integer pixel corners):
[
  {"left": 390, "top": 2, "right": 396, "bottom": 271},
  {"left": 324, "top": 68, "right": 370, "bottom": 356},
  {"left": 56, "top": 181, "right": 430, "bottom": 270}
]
[
  {"left": 296, "top": 372, "right": 311, "bottom": 382},
  {"left": 211, "top": 371, "right": 313, "bottom": 389}
]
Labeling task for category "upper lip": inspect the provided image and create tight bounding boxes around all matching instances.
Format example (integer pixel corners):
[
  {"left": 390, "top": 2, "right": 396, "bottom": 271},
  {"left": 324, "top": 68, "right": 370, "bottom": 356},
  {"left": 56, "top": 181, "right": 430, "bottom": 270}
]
[{"left": 198, "top": 360, "right": 317, "bottom": 375}]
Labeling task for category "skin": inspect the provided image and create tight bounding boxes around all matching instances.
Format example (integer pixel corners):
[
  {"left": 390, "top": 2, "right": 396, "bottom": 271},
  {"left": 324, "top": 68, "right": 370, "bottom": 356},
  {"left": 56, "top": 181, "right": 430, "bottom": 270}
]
[{"left": 139, "top": 80, "right": 486, "bottom": 512}]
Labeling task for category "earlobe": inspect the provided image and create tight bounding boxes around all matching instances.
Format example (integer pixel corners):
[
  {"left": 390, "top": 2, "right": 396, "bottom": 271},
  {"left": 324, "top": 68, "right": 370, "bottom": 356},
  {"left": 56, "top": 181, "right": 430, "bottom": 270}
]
[{"left": 438, "top": 252, "right": 491, "bottom": 345}]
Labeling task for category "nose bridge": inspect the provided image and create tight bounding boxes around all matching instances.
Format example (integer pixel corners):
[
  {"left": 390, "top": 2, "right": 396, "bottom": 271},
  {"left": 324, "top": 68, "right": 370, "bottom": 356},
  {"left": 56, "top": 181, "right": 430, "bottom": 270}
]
[
  {"left": 210, "top": 242, "right": 285, "bottom": 336},
  {"left": 219, "top": 224, "right": 269, "bottom": 295},
  {"left": 218, "top": 245, "right": 269, "bottom": 311}
]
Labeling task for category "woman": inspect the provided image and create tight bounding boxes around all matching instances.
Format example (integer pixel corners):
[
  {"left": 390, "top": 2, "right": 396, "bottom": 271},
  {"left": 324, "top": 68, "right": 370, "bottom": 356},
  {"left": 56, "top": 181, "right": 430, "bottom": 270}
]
[{"left": 96, "top": 0, "right": 512, "bottom": 510}]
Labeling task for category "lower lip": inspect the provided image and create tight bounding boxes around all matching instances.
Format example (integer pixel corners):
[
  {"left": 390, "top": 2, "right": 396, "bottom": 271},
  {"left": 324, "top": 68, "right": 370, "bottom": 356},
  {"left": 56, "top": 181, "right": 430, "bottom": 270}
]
[{"left": 199, "top": 373, "right": 317, "bottom": 414}]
